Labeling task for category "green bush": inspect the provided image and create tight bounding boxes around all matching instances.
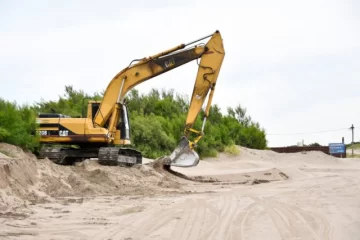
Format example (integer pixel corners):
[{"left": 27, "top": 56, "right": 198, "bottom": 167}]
[
  {"left": 0, "top": 98, "right": 39, "bottom": 152},
  {"left": 224, "top": 144, "right": 240, "bottom": 156},
  {"left": 0, "top": 86, "right": 268, "bottom": 159},
  {"left": 129, "top": 112, "right": 177, "bottom": 158}
]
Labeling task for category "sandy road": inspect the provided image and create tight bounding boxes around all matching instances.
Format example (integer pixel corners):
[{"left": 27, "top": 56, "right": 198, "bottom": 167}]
[
  {"left": 2, "top": 166, "right": 360, "bottom": 239},
  {"left": 1, "top": 148, "right": 360, "bottom": 239}
]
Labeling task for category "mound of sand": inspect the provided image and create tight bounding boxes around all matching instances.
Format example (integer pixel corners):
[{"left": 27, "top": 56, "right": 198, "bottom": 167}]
[
  {"left": 221, "top": 146, "right": 341, "bottom": 163},
  {"left": 172, "top": 145, "right": 349, "bottom": 183},
  {"left": 0, "top": 143, "right": 183, "bottom": 212},
  {"left": 220, "top": 146, "right": 342, "bottom": 166}
]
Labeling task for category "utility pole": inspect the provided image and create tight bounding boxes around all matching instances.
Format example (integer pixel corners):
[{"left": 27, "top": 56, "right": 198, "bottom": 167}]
[{"left": 350, "top": 124, "right": 354, "bottom": 156}]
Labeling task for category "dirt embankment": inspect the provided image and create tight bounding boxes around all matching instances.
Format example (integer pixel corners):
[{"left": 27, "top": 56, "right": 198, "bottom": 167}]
[
  {"left": 0, "top": 143, "right": 184, "bottom": 212},
  {"left": 2, "top": 142, "right": 343, "bottom": 214}
]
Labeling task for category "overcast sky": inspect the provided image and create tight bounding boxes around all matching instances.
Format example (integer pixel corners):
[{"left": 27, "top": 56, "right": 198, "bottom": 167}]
[{"left": 1, "top": 0, "right": 359, "bottom": 147}]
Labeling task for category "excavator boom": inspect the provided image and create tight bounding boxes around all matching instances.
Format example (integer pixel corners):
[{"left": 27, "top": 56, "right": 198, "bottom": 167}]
[{"left": 95, "top": 30, "right": 225, "bottom": 167}]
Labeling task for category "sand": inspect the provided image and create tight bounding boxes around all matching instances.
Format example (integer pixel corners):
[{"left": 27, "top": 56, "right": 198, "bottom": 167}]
[
  {"left": 0, "top": 143, "right": 360, "bottom": 239},
  {"left": 0, "top": 143, "right": 184, "bottom": 213},
  {"left": 347, "top": 148, "right": 360, "bottom": 156}
]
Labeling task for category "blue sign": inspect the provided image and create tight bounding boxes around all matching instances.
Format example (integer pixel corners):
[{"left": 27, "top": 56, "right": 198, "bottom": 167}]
[{"left": 328, "top": 143, "right": 345, "bottom": 154}]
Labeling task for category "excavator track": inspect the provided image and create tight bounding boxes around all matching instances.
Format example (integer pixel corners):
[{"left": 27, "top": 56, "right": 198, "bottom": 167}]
[
  {"left": 39, "top": 146, "right": 64, "bottom": 164},
  {"left": 98, "top": 147, "right": 142, "bottom": 166},
  {"left": 39, "top": 145, "right": 142, "bottom": 166},
  {"left": 39, "top": 146, "right": 98, "bottom": 165}
]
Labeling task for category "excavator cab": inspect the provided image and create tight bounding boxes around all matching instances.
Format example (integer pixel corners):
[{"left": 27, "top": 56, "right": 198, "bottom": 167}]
[{"left": 86, "top": 100, "right": 102, "bottom": 120}]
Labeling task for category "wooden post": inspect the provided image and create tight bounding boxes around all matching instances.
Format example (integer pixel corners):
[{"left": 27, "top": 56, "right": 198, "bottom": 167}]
[{"left": 350, "top": 124, "right": 354, "bottom": 156}]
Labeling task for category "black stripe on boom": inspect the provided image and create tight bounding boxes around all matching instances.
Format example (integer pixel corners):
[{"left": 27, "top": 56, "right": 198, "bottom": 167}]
[{"left": 39, "top": 123, "right": 59, "bottom": 128}]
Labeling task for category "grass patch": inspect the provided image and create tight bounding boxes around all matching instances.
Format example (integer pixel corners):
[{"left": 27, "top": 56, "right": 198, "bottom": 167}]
[
  {"left": 201, "top": 148, "right": 218, "bottom": 158},
  {"left": 224, "top": 144, "right": 240, "bottom": 156},
  {"left": 348, "top": 154, "right": 360, "bottom": 158},
  {"left": 348, "top": 143, "right": 360, "bottom": 149}
]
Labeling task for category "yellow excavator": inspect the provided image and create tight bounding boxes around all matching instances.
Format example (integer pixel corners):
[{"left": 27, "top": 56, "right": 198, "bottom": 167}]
[{"left": 36, "top": 30, "right": 225, "bottom": 167}]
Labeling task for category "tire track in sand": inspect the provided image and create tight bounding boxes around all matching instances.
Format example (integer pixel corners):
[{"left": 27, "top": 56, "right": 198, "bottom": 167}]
[
  {"left": 248, "top": 196, "right": 332, "bottom": 240},
  {"left": 239, "top": 202, "right": 258, "bottom": 240},
  {"left": 92, "top": 197, "right": 217, "bottom": 240},
  {"left": 270, "top": 199, "right": 333, "bottom": 240},
  {"left": 92, "top": 206, "right": 180, "bottom": 239},
  {"left": 130, "top": 197, "right": 220, "bottom": 240},
  {"left": 170, "top": 199, "right": 204, "bottom": 240},
  {"left": 197, "top": 195, "right": 242, "bottom": 240}
]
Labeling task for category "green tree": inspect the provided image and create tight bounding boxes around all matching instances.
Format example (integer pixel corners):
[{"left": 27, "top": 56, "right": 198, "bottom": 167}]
[
  {"left": 0, "top": 85, "right": 268, "bottom": 159},
  {"left": 0, "top": 98, "right": 39, "bottom": 151}
]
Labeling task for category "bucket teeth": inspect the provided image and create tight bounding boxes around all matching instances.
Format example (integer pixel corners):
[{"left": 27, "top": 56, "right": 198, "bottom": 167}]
[{"left": 163, "top": 136, "right": 200, "bottom": 167}]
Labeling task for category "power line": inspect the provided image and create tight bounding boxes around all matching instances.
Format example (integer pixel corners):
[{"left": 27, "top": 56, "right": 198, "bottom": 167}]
[{"left": 267, "top": 128, "right": 349, "bottom": 136}]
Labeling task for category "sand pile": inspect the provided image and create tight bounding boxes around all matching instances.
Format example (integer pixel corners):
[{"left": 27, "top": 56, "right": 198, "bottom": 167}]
[
  {"left": 211, "top": 146, "right": 343, "bottom": 169},
  {"left": 0, "top": 143, "right": 183, "bottom": 212},
  {"left": 173, "top": 145, "right": 345, "bottom": 183},
  {"left": 236, "top": 146, "right": 341, "bottom": 163}
]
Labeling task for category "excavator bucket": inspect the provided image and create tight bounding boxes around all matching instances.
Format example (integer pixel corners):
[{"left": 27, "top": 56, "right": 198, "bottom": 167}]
[{"left": 163, "top": 136, "right": 200, "bottom": 167}]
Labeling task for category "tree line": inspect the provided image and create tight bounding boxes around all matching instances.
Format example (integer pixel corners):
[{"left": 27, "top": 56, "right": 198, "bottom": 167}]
[{"left": 0, "top": 86, "right": 267, "bottom": 158}]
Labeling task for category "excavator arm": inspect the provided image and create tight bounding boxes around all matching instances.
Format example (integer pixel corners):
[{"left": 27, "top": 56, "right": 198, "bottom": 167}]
[
  {"left": 95, "top": 30, "right": 225, "bottom": 167},
  {"left": 164, "top": 31, "right": 225, "bottom": 167}
]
